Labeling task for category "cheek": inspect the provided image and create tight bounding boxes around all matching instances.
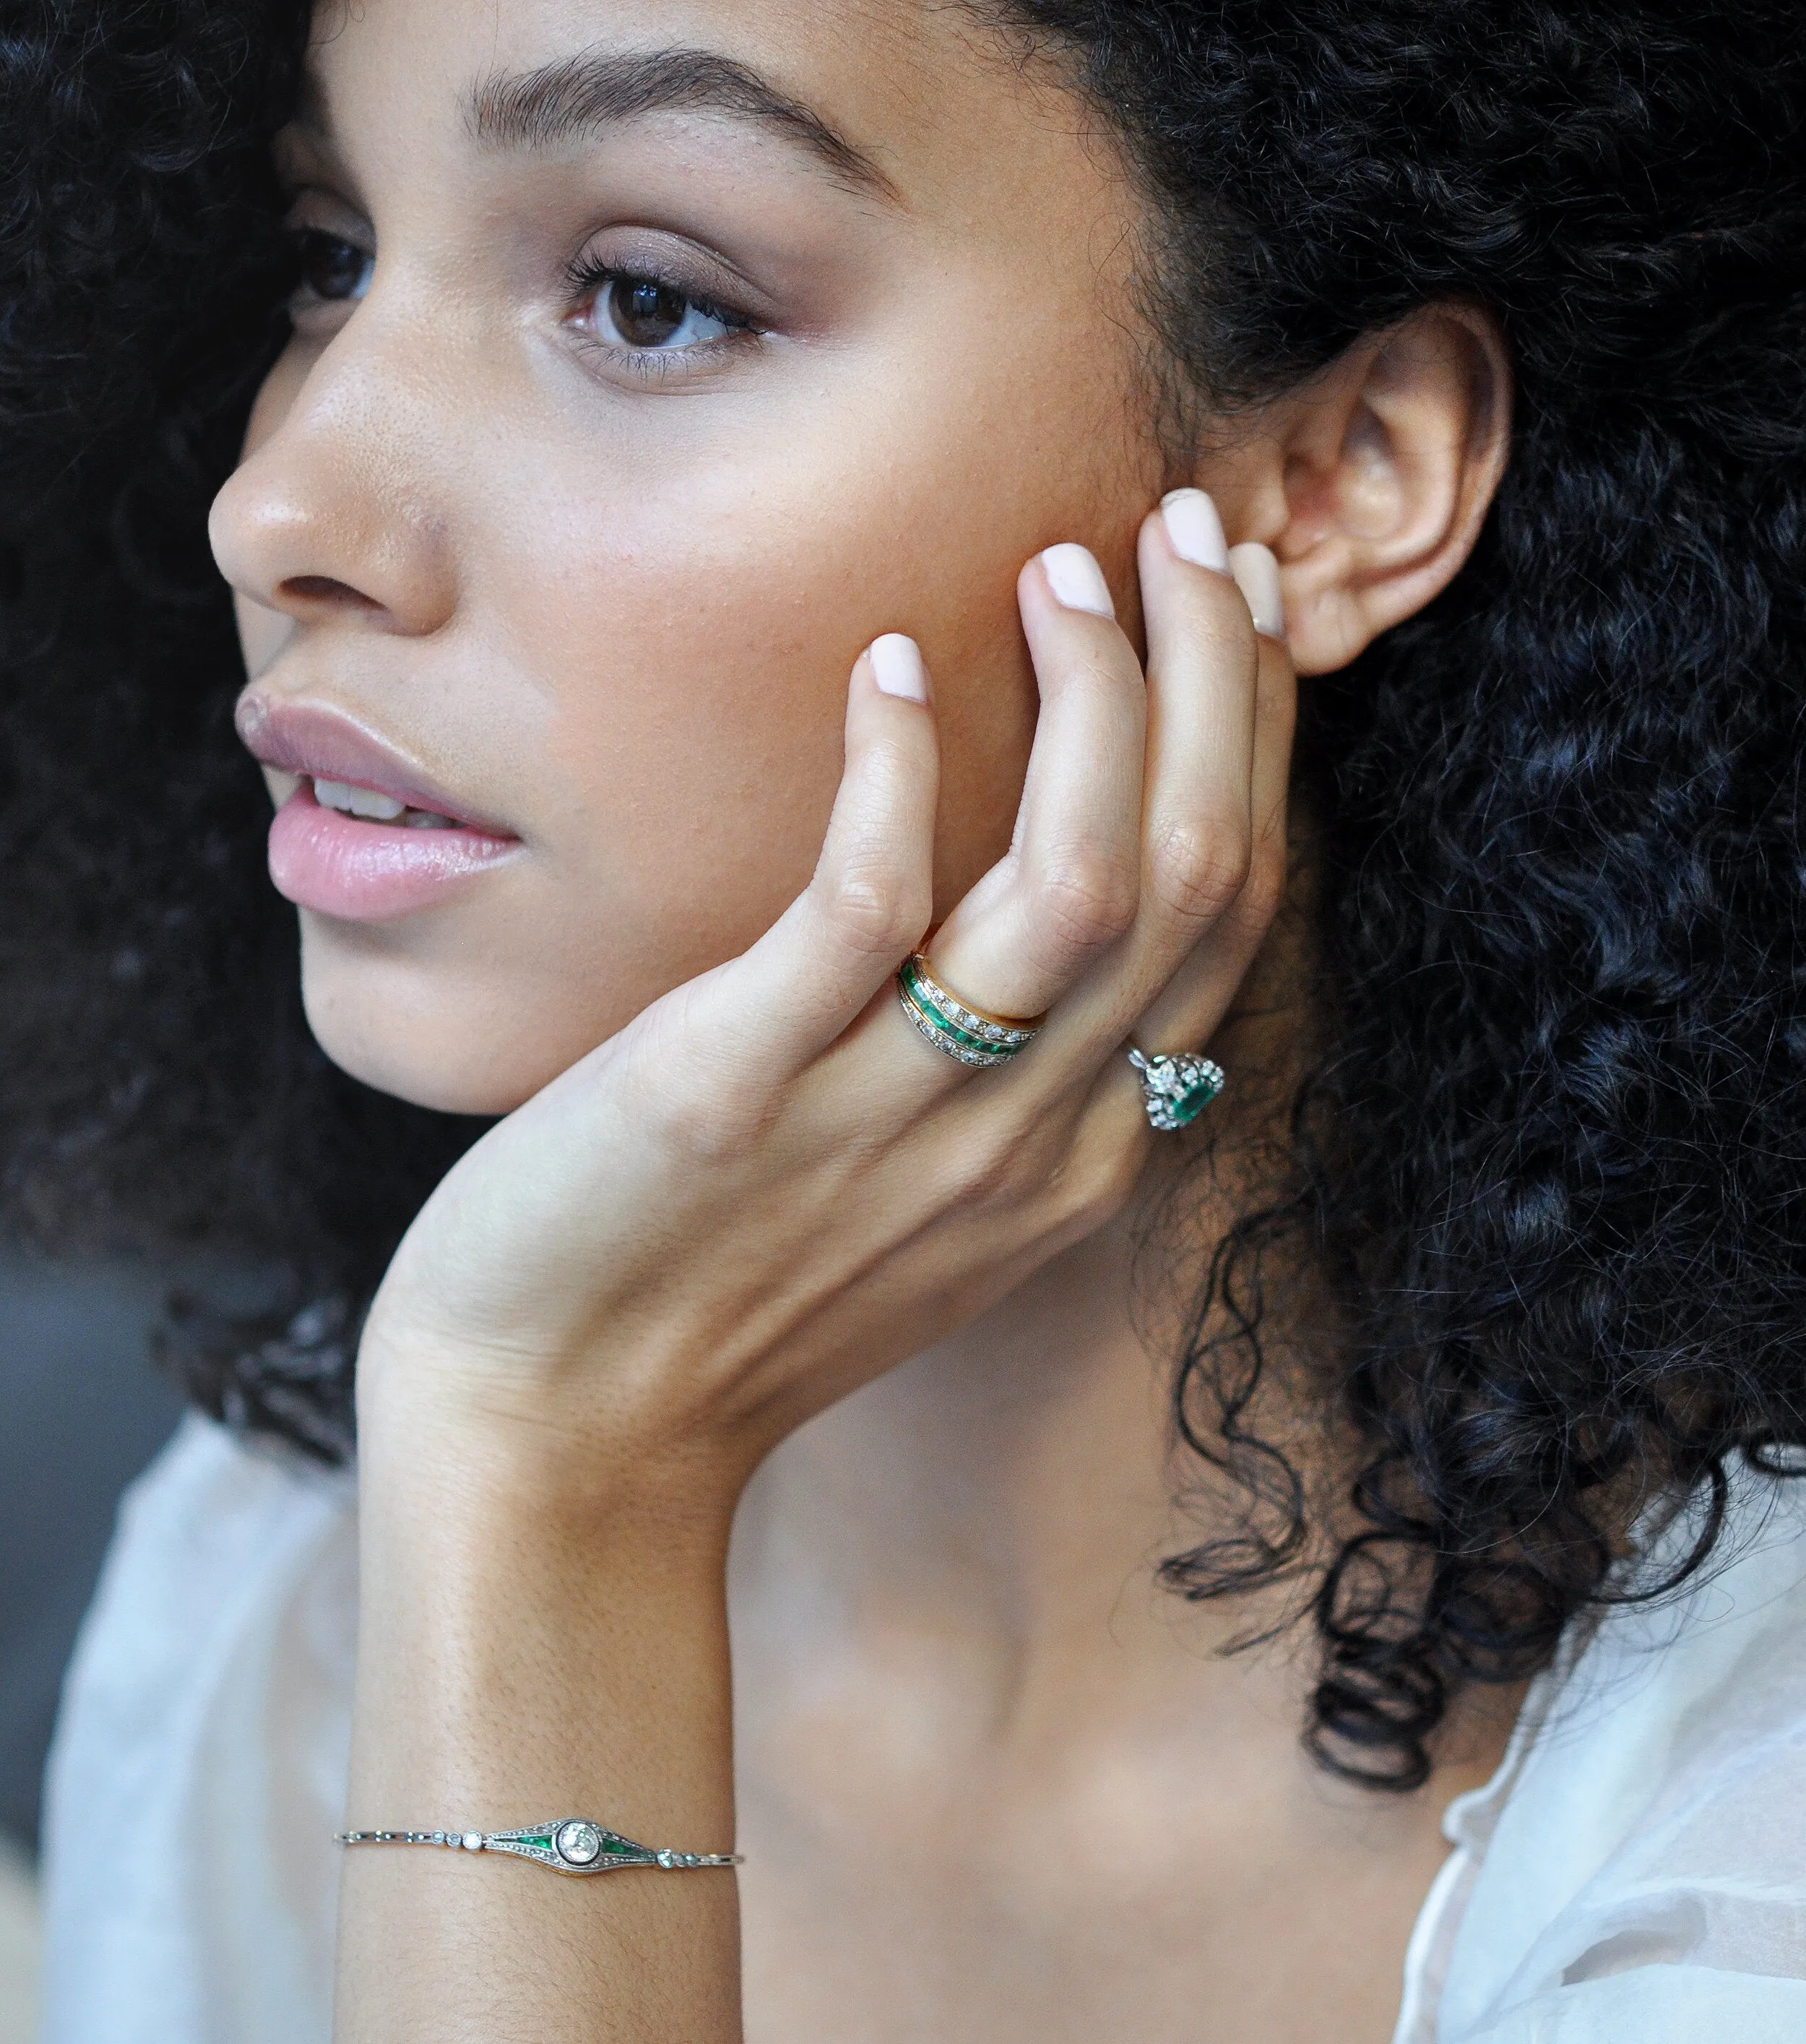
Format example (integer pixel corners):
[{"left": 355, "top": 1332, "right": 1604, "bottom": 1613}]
[
  {"left": 497, "top": 388, "right": 1118, "bottom": 963},
  {"left": 303, "top": 308, "right": 1150, "bottom": 1113},
  {"left": 499, "top": 508, "right": 856, "bottom": 982}
]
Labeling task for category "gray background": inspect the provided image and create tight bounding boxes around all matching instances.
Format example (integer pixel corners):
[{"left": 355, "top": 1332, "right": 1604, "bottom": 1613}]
[{"left": 0, "top": 1254, "right": 184, "bottom": 1853}]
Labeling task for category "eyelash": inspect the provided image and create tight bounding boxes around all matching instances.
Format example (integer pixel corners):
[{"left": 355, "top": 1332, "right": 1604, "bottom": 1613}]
[
  {"left": 288, "top": 228, "right": 374, "bottom": 309},
  {"left": 562, "top": 254, "right": 763, "bottom": 370},
  {"left": 282, "top": 227, "right": 763, "bottom": 380}
]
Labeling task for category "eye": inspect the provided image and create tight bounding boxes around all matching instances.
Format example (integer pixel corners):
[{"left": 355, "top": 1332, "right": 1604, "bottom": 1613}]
[
  {"left": 580, "top": 270, "right": 748, "bottom": 352},
  {"left": 290, "top": 230, "right": 373, "bottom": 306}
]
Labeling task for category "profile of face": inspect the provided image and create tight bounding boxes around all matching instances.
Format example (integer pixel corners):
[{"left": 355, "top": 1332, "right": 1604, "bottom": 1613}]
[{"left": 211, "top": 0, "right": 1507, "bottom": 1116}]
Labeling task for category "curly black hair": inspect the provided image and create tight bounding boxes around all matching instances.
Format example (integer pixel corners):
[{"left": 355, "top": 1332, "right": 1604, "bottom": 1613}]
[{"left": 4, "top": 0, "right": 1804, "bottom": 1788}]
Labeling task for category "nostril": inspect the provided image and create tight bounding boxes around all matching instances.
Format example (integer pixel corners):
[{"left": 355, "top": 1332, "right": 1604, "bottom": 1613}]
[{"left": 280, "top": 574, "right": 382, "bottom": 611}]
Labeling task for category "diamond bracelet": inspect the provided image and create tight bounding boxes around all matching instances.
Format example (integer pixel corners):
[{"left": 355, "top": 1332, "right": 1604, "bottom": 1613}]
[{"left": 335, "top": 1818, "right": 743, "bottom": 1876}]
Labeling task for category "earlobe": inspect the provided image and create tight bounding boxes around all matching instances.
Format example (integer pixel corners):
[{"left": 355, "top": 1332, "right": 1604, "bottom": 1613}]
[{"left": 1210, "top": 306, "right": 1512, "bottom": 676}]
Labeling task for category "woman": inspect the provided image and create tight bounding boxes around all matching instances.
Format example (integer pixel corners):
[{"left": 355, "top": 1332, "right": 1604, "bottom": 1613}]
[{"left": 6, "top": 0, "right": 1805, "bottom": 2037}]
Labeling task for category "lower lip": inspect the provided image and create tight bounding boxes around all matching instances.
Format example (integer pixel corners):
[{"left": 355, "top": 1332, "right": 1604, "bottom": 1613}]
[{"left": 268, "top": 783, "right": 519, "bottom": 922}]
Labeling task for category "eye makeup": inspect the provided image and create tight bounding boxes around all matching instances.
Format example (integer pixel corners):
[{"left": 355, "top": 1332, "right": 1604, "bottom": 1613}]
[{"left": 563, "top": 252, "right": 762, "bottom": 362}]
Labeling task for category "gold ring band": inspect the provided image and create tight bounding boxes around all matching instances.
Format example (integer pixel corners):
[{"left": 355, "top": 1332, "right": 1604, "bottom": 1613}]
[{"left": 897, "top": 954, "right": 1045, "bottom": 1069}]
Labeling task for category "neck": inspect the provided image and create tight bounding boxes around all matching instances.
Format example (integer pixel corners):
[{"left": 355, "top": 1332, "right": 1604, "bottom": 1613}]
[
  {"left": 728, "top": 903, "right": 1346, "bottom": 1748},
  {"left": 730, "top": 1146, "right": 1284, "bottom": 1690}
]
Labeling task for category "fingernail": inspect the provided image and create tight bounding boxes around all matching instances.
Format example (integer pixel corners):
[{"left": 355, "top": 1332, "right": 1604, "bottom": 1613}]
[
  {"left": 1160, "top": 489, "right": 1230, "bottom": 573},
  {"left": 1040, "top": 543, "right": 1116, "bottom": 619},
  {"left": 868, "top": 633, "right": 930, "bottom": 702},
  {"left": 1228, "top": 543, "right": 1285, "bottom": 639}
]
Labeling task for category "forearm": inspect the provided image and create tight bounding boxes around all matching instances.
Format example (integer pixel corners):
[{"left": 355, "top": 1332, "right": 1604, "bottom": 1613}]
[
  {"left": 336, "top": 1400, "right": 745, "bottom": 2044},
  {"left": 318, "top": 519, "right": 1288, "bottom": 2037}
]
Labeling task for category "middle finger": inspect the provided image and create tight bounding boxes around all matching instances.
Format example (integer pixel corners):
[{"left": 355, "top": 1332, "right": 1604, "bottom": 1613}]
[{"left": 1034, "top": 491, "right": 1266, "bottom": 1058}]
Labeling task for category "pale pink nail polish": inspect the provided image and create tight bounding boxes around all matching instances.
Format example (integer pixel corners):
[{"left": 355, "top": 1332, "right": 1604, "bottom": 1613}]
[
  {"left": 869, "top": 633, "right": 930, "bottom": 702},
  {"left": 1040, "top": 543, "right": 1116, "bottom": 618},
  {"left": 1160, "top": 489, "right": 1230, "bottom": 573},
  {"left": 1228, "top": 543, "right": 1285, "bottom": 639}
]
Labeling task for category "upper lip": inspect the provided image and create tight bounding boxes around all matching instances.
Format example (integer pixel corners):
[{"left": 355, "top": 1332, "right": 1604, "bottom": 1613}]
[{"left": 235, "top": 695, "right": 516, "bottom": 837}]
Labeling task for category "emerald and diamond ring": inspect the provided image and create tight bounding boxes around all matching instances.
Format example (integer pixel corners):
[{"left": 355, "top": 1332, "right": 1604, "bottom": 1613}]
[
  {"left": 1128, "top": 1046, "right": 1225, "bottom": 1131},
  {"left": 897, "top": 953, "right": 1044, "bottom": 1070}
]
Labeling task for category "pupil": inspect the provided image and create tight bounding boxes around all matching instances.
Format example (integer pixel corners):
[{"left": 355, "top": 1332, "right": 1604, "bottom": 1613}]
[
  {"left": 298, "top": 233, "right": 368, "bottom": 303},
  {"left": 610, "top": 277, "right": 686, "bottom": 348}
]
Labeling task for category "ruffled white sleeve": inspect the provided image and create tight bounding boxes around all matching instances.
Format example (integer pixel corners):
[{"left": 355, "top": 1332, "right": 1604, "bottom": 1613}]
[
  {"left": 38, "top": 1414, "right": 357, "bottom": 2044},
  {"left": 1401, "top": 1479, "right": 1806, "bottom": 2043}
]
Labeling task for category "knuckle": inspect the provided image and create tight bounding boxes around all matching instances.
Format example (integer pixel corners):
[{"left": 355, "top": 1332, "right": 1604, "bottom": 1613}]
[
  {"left": 1014, "top": 1121, "right": 1144, "bottom": 1249},
  {"left": 942, "top": 1125, "right": 1049, "bottom": 1216},
  {"left": 1036, "top": 849, "right": 1139, "bottom": 958},
  {"left": 1217, "top": 835, "right": 1287, "bottom": 949},
  {"left": 657, "top": 1098, "right": 750, "bottom": 1167},
  {"left": 1239, "top": 838, "right": 1288, "bottom": 929},
  {"left": 1057, "top": 1147, "right": 1141, "bottom": 1238},
  {"left": 629, "top": 1035, "right": 769, "bottom": 1165},
  {"left": 818, "top": 863, "right": 925, "bottom": 963},
  {"left": 1148, "top": 813, "right": 1252, "bottom": 927}
]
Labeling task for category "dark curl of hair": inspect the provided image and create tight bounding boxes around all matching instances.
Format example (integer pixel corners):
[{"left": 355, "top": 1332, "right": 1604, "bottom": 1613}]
[{"left": 4, "top": 0, "right": 1805, "bottom": 1788}]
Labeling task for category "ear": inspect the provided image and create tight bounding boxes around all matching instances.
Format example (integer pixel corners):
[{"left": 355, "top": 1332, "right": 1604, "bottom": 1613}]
[{"left": 1199, "top": 306, "right": 1512, "bottom": 676}]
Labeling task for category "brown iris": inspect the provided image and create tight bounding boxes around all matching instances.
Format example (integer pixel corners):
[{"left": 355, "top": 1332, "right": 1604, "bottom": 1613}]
[
  {"left": 295, "top": 230, "right": 371, "bottom": 303},
  {"left": 605, "top": 277, "right": 691, "bottom": 348}
]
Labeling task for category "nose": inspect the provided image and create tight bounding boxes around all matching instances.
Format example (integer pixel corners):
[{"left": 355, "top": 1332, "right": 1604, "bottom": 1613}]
[{"left": 209, "top": 342, "right": 460, "bottom": 640}]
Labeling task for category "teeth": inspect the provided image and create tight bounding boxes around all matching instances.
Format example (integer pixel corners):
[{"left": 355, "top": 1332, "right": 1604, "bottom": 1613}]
[
  {"left": 314, "top": 778, "right": 406, "bottom": 822},
  {"left": 311, "top": 777, "right": 466, "bottom": 831}
]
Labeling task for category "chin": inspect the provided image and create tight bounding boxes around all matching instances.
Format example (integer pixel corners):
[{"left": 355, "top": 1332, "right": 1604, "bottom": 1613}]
[
  {"left": 296, "top": 918, "right": 624, "bottom": 1118},
  {"left": 306, "top": 1012, "right": 534, "bottom": 1117}
]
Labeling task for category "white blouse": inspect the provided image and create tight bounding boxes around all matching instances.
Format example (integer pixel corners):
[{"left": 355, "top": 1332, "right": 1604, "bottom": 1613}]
[{"left": 40, "top": 1415, "right": 1806, "bottom": 2043}]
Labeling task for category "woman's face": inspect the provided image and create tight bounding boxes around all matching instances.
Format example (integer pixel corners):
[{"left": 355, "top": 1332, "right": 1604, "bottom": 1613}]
[{"left": 212, "top": 0, "right": 1166, "bottom": 1113}]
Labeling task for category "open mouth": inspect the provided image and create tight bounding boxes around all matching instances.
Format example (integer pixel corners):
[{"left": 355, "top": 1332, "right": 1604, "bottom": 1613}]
[
  {"left": 309, "top": 776, "right": 464, "bottom": 831},
  {"left": 241, "top": 696, "right": 520, "bottom": 918},
  {"left": 267, "top": 774, "right": 519, "bottom": 923}
]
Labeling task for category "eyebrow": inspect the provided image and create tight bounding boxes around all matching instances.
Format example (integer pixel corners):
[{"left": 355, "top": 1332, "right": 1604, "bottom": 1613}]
[{"left": 465, "top": 47, "right": 899, "bottom": 202}]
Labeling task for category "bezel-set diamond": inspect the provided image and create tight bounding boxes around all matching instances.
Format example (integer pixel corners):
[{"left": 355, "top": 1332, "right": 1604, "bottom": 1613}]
[{"left": 555, "top": 1821, "right": 604, "bottom": 1866}]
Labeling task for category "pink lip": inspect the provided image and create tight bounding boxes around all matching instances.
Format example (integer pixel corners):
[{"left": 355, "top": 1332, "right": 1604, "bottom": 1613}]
[
  {"left": 239, "top": 697, "right": 520, "bottom": 923},
  {"left": 236, "top": 696, "right": 510, "bottom": 830},
  {"left": 269, "top": 784, "right": 518, "bottom": 922}
]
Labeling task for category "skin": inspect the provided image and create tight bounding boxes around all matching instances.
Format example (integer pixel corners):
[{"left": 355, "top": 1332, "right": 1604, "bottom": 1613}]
[
  {"left": 209, "top": 1, "right": 1514, "bottom": 2039},
  {"left": 217, "top": 0, "right": 1154, "bottom": 1111}
]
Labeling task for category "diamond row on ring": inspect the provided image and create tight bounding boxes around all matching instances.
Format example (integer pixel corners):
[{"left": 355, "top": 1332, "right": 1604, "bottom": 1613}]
[
  {"left": 898, "top": 986, "right": 1019, "bottom": 1068},
  {"left": 900, "top": 958, "right": 1038, "bottom": 1051},
  {"left": 897, "top": 956, "right": 1041, "bottom": 1069}
]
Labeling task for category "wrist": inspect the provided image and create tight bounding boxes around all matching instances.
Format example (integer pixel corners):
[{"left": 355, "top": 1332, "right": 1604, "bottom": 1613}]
[
  {"left": 348, "top": 1407, "right": 738, "bottom": 1828},
  {"left": 353, "top": 1331, "right": 756, "bottom": 1536}
]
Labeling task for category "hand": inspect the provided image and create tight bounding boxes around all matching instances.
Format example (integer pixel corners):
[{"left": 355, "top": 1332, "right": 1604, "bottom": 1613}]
[{"left": 358, "top": 499, "right": 1296, "bottom": 1506}]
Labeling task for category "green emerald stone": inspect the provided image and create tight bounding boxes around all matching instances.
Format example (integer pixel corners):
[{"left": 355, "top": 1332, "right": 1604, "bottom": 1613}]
[
  {"left": 905, "top": 992, "right": 1008, "bottom": 1059},
  {"left": 1167, "top": 1080, "right": 1222, "bottom": 1127}
]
